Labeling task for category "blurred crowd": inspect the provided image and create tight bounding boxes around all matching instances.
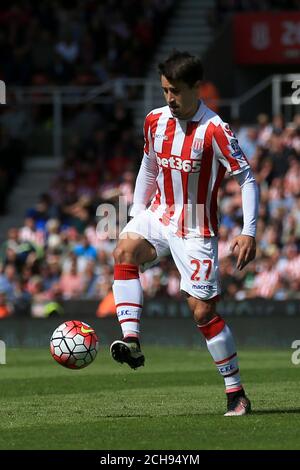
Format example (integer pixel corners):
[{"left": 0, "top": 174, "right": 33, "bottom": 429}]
[
  {"left": 0, "top": 1, "right": 299, "bottom": 318},
  {"left": 1, "top": 110, "right": 300, "bottom": 319},
  {"left": 0, "top": 126, "right": 25, "bottom": 215},
  {"left": 220, "top": 113, "right": 300, "bottom": 301},
  {"left": 0, "top": 0, "right": 174, "bottom": 215},
  {"left": 0, "top": 98, "right": 141, "bottom": 318},
  {"left": 0, "top": 0, "right": 174, "bottom": 86}
]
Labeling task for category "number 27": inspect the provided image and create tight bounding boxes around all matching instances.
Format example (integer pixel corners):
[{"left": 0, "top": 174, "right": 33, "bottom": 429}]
[{"left": 190, "top": 259, "right": 212, "bottom": 281}]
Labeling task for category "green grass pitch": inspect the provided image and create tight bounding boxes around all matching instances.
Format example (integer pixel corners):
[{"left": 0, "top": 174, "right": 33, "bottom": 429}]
[{"left": 0, "top": 347, "right": 299, "bottom": 450}]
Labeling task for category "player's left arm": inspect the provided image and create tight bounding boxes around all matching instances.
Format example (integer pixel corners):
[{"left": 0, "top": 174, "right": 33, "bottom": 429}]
[
  {"left": 231, "top": 168, "right": 259, "bottom": 270},
  {"left": 213, "top": 122, "right": 259, "bottom": 270}
]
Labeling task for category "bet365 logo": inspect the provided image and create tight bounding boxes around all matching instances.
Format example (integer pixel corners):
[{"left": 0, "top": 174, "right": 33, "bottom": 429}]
[
  {"left": 291, "top": 340, "right": 300, "bottom": 365},
  {"left": 0, "top": 80, "right": 6, "bottom": 104}
]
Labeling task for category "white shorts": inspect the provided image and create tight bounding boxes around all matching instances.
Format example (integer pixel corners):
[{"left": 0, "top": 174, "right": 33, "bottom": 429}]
[{"left": 120, "top": 210, "right": 221, "bottom": 300}]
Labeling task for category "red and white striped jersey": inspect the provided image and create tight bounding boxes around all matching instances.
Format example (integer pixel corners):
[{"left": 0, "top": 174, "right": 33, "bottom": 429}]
[{"left": 132, "top": 101, "right": 250, "bottom": 237}]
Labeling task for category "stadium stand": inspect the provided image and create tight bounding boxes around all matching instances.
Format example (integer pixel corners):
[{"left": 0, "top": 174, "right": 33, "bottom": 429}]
[
  {"left": 0, "top": 0, "right": 175, "bottom": 86},
  {"left": 1, "top": 110, "right": 299, "bottom": 317},
  {"left": 0, "top": 102, "right": 26, "bottom": 214},
  {"left": 0, "top": 0, "right": 300, "bottom": 318}
]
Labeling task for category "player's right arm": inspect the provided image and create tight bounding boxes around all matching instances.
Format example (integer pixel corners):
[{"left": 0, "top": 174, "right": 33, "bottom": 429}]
[{"left": 129, "top": 113, "right": 159, "bottom": 218}]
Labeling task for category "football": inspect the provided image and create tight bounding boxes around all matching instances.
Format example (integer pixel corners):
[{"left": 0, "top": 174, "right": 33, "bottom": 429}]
[{"left": 50, "top": 320, "right": 99, "bottom": 369}]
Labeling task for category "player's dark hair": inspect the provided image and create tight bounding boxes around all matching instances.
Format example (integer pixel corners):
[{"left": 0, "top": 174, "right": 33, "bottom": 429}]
[{"left": 158, "top": 51, "right": 203, "bottom": 87}]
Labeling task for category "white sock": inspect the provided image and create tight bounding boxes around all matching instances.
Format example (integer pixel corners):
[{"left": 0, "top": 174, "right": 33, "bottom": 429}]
[
  {"left": 198, "top": 315, "right": 243, "bottom": 393},
  {"left": 113, "top": 264, "right": 143, "bottom": 340}
]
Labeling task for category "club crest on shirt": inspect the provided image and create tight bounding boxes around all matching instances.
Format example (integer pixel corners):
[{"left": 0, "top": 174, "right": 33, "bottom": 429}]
[
  {"left": 191, "top": 138, "right": 203, "bottom": 159},
  {"left": 193, "top": 138, "right": 203, "bottom": 152}
]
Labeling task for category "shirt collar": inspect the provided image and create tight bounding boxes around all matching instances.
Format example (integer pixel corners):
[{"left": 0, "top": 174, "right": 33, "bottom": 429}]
[
  {"left": 190, "top": 100, "right": 207, "bottom": 121},
  {"left": 166, "top": 100, "right": 207, "bottom": 122}
]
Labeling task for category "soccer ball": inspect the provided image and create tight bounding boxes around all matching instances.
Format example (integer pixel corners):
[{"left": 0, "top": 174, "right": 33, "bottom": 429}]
[{"left": 50, "top": 320, "right": 99, "bottom": 369}]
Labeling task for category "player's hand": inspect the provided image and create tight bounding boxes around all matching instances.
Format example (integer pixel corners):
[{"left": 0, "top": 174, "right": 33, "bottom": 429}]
[{"left": 230, "top": 235, "right": 256, "bottom": 271}]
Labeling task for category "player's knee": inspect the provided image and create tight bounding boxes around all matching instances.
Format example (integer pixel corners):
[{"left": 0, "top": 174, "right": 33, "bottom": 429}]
[
  {"left": 193, "top": 301, "right": 216, "bottom": 325},
  {"left": 113, "top": 245, "right": 138, "bottom": 265}
]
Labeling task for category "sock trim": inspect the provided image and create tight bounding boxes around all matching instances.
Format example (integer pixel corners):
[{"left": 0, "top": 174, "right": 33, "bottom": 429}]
[
  {"left": 198, "top": 315, "right": 225, "bottom": 340},
  {"left": 119, "top": 318, "right": 140, "bottom": 324},
  {"left": 116, "top": 302, "right": 143, "bottom": 309},
  {"left": 225, "top": 386, "right": 243, "bottom": 394},
  {"left": 215, "top": 352, "right": 237, "bottom": 365},
  {"left": 114, "top": 264, "right": 139, "bottom": 280}
]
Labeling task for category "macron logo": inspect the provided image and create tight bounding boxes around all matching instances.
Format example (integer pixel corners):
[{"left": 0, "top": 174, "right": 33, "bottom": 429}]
[{"left": 153, "top": 133, "right": 168, "bottom": 141}]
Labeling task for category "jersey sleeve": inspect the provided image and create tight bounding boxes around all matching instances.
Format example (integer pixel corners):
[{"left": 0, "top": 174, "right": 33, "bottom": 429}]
[
  {"left": 213, "top": 122, "right": 250, "bottom": 175},
  {"left": 143, "top": 112, "right": 154, "bottom": 158},
  {"left": 129, "top": 114, "right": 159, "bottom": 217},
  {"left": 234, "top": 168, "right": 259, "bottom": 237}
]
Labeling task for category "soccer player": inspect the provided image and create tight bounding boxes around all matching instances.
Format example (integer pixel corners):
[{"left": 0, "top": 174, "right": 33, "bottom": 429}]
[{"left": 110, "top": 51, "right": 258, "bottom": 416}]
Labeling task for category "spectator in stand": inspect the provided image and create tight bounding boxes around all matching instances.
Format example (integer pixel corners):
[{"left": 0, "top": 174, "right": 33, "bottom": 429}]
[
  {"left": 281, "top": 244, "right": 300, "bottom": 284},
  {"left": 0, "top": 228, "right": 20, "bottom": 263},
  {"left": 41, "top": 259, "right": 62, "bottom": 292},
  {"left": 73, "top": 234, "right": 97, "bottom": 260},
  {"left": 250, "top": 256, "right": 280, "bottom": 299},
  {"left": 237, "top": 127, "right": 258, "bottom": 161},
  {"left": 256, "top": 113, "right": 273, "bottom": 147},
  {"left": 218, "top": 226, "right": 231, "bottom": 260},
  {"left": 60, "top": 257, "right": 83, "bottom": 299},
  {"left": 81, "top": 260, "right": 99, "bottom": 298},
  {"left": 0, "top": 264, "right": 18, "bottom": 303},
  {"left": 166, "top": 267, "right": 181, "bottom": 299},
  {"left": 19, "top": 217, "right": 45, "bottom": 247},
  {"left": 46, "top": 219, "right": 62, "bottom": 251}
]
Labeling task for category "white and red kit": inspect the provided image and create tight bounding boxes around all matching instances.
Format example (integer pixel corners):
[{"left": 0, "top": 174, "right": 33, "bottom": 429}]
[
  {"left": 130, "top": 101, "right": 256, "bottom": 238},
  {"left": 114, "top": 101, "right": 258, "bottom": 396},
  {"left": 120, "top": 101, "right": 258, "bottom": 299}
]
